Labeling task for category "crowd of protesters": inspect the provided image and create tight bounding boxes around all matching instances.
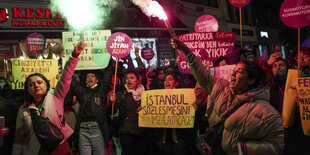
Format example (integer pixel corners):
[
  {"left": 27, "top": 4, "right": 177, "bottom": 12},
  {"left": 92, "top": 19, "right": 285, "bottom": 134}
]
[{"left": 0, "top": 39, "right": 309, "bottom": 155}]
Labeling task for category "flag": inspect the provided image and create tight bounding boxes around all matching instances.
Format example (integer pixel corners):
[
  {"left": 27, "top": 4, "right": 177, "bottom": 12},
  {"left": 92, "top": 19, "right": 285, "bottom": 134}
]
[
  {"left": 261, "top": 50, "right": 268, "bottom": 60},
  {"left": 301, "top": 38, "right": 310, "bottom": 48}
]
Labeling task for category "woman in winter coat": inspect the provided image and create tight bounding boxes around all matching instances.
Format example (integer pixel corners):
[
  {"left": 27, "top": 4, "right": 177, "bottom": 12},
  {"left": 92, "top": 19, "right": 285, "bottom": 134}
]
[
  {"left": 171, "top": 38, "right": 284, "bottom": 154},
  {"left": 12, "top": 42, "right": 85, "bottom": 155},
  {"left": 110, "top": 71, "right": 146, "bottom": 155}
]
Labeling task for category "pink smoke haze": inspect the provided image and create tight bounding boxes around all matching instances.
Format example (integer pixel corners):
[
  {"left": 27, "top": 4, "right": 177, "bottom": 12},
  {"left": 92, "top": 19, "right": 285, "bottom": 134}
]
[
  {"left": 148, "top": 1, "right": 167, "bottom": 20},
  {"left": 131, "top": 0, "right": 167, "bottom": 20}
]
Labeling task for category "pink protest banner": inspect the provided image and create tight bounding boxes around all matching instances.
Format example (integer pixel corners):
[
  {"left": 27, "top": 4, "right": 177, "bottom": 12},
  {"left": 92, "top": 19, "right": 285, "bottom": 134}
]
[
  {"left": 177, "top": 32, "right": 235, "bottom": 74},
  {"left": 228, "top": 0, "right": 251, "bottom": 48},
  {"left": 106, "top": 32, "right": 132, "bottom": 119},
  {"left": 228, "top": 0, "right": 251, "bottom": 7},
  {"left": 210, "top": 64, "right": 236, "bottom": 82},
  {"left": 280, "top": 0, "right": 310, "bottom": 28},
  {"left": 141, "top": 47, "right": 155, "bottom": 60},
  {"left": 25, "top": 33, "right": 46, "bottom": 54},
  {"left": 106, "top": 32, "right": 132, "bottom": 58},
  {"left": 195, "top": 14, "right": 218, "bottom": 33}
]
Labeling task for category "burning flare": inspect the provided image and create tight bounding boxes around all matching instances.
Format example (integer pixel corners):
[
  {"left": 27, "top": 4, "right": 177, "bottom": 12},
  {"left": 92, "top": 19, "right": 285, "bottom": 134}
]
[
  {"left": 131, "top": 0, "right": 176, "bottom": 37},
  {"left": 147, "top": 1, "right": 167, "bottom": 20},
  {"left": 131, "top": 0, "right": 167, "bottom": 20}
]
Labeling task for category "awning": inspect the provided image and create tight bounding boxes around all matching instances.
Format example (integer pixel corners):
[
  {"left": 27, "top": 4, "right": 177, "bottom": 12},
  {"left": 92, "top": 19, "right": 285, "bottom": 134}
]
[
  {"left": 0, "top": 31, "right": 63, "bottom": 40},
  {"left": 0, "top": 7, "right": 189, "bottom": 40}
]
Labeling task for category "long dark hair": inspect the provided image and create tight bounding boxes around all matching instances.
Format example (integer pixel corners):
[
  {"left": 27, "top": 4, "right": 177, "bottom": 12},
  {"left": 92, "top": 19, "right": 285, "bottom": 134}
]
[
  {"left": 126, "top": 71, "right": 139, "bottom": 80},
  {"left": 164, "top": 73, "right": 182, "bottom": 88},
  {"left": 239, "top": 60, "right": 271, "bottom": 91},
  {"left": 24, "top": 73, "right": 50, "bottom": 103},
  {"left": 123, "top": 71, "right": 140, "bottom": 84}
]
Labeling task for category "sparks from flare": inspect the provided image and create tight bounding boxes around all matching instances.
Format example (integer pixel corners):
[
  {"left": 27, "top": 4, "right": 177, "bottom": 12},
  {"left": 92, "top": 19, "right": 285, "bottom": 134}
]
[{"left": 143, "top": 1, "right": 176, "bottom": 37}]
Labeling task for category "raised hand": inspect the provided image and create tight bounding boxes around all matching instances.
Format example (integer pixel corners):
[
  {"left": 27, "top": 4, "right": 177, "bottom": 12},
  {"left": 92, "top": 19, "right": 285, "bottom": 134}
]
[
  {"left": 72, "top": 42, "right": 86, "bottom": 58},
  {"left": 171, "top": 37, "right": 188, "bottom": 51},
  {"left": 136, "top": 106, "right": 143, "bottom": 114},
  {"left": 134, "top": 46, "right": 140, "bottom": 58},
  {"left": 267, "top": 52, "right": 282, "bottom": 66}
]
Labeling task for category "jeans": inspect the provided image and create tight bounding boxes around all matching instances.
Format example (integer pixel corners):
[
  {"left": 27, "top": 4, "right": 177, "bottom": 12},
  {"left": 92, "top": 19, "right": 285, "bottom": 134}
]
[{"left": 79, "top": 121, "right": 105, "bottom": 155}]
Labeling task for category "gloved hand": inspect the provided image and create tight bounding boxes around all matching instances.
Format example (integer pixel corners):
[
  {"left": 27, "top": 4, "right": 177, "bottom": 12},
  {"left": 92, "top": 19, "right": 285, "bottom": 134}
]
[
  {"left": 72, "top": 42, "right": 86, "bottom": 58},
  {"left": 171, "top": 37, "right": 188, "bottom": 51}
]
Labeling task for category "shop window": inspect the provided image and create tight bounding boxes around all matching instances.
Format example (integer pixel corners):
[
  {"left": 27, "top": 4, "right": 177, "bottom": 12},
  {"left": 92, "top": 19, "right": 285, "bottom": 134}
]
[{"left": 131, "top": 38, "right": 158, "bottom": 69}]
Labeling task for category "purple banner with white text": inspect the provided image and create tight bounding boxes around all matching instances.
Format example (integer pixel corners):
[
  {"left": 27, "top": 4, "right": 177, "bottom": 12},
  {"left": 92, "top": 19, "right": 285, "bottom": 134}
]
[{"left": 177, "top": 32, "right": 235, "bottom": 74}]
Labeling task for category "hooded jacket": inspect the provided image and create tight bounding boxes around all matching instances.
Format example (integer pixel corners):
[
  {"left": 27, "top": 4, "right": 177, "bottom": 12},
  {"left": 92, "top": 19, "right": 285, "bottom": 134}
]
[{"left": 183, "top": 48, "right": 284, "bottom": 154}]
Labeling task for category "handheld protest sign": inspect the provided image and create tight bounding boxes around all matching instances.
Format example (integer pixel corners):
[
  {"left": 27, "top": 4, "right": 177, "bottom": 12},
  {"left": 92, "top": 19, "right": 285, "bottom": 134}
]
[
  {"left": 106, "top": 32, "right": 132, "bottom": 58},
  {"left": 210, "top": 64, "right": 236, "bottom": 82},
  {"left": 177, "top": 32, "right": 235, "bottom": 74},
  {"left": 228, "top": 0, "right": 251, "bottom": 48},
  {"left": 11, "top": 58, "right": 59, "bottom": 90},
  {"left": 195, "top": 14, "right": 218, "bottom": 33},
  {"left": 283, "top": 69, "right": 310, "bottom": 136},
  {"left": 296, "top": 77, "right": 310, "bottom": 136},
  {"left": 280, "top": 0, "right": 310, "bottom": 29},
  {"left": 280, "top": 0, "right": 310, "bottom": 76},
  {"left": 141, "top": 47, "right": 155, "bottom": 61},
  {"left": 62, "top": 30, "right": 111, "bottom": 70},
  {"left": 26, "top": 33, "right": 46, "bottom": 54},
  {"left": 228, "top": 0, "right": 251, "bottom": 8},
  {"left": 106, "top": 32, "right": 132, "bottom": 119},
  {"left": 139, "top": 89, "right": 196, "bottom": 128},
  {"left": 283, "top": 69, "right": 298, "bottom": 128}
]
